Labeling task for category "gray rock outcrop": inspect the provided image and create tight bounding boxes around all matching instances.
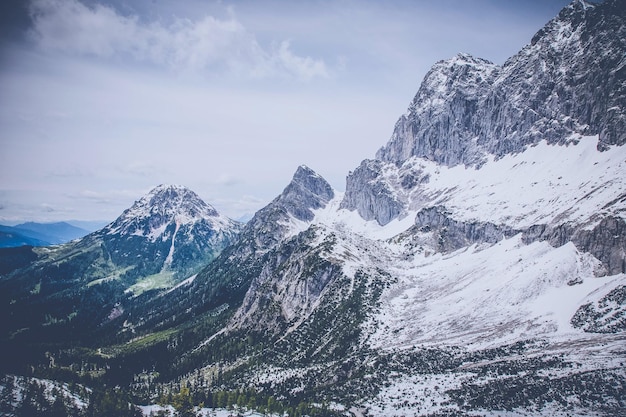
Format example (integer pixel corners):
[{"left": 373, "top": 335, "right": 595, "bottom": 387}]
[
  {"left": 339, "top": 159, "right": 403, "bottom": 226},
  {"left": 240, "top": 165, "right": 334, "bottom": 253},
  {"left": 375, "top": 0, "right": 626, "bottom": 167},
  {"left": 410, "top": 206, "right": 517, "bottom": 253}
]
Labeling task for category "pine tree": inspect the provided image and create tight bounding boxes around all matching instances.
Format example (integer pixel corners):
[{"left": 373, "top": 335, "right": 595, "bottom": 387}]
[{"left": 0, "top": 376, "right": 16, "bottom": 412}]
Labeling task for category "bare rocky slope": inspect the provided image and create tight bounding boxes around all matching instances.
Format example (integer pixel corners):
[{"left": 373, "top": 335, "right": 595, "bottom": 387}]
[{"left": 1, "top": 1, "right": 625, "bottom": 416}]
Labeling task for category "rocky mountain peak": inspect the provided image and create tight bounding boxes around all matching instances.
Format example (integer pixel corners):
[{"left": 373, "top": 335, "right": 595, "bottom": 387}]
[
  {"left": 104, "top": 184, "right": 222, "bottom": 238},
  {"left": 375, "top": 53, "right": 498, "bottom": 165},
  {"left": 558, "top": 0, "right": 597, "bottom": 22},
  {"left": 145, "top": 184, "right": 219, "bottom": 218},
  {"left": 90, "top": 184, "right": 242, "bottom": 276},
  {"left": 509, "top": 0, "right": 625, "bottom": 150},
  {"left": 345, "top": 0, "right": 625, "bottom": 226},
  {"left": 409, "top": 52, "right": 497, "bottom": 113},
  {"left": 237, "top": 166, "right": 335, "bottom": 254},
  {"left": 291, "top": 165, "right": 334, "bottom": 200},
  {"left": 274, "top": 165, "right": 335, "bottom": 222},
  {"left": 254, "top": 165, "right": 335, "bottom": 220},
  {"left": 374, "top": 0, "right": 625, "bottom": 169}
]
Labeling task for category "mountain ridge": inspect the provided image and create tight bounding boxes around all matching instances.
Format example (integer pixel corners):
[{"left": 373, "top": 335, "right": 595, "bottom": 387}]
[
  {"left": 1, "top": 1, "right": 625, "bottom": 416},
  {"left": 169, "top": 1, "right": 626, "bottom": 414},
  {"left": 375, "top": 0, "right": 625, "bottom": 169}
]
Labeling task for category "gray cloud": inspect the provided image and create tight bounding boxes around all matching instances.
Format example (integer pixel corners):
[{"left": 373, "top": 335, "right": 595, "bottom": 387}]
[
  {"left": 27, "top": 0, "right": 329, "bottom": 80},
  {"left": 1, "top": 0, "right": 571, "bottom": 223}
]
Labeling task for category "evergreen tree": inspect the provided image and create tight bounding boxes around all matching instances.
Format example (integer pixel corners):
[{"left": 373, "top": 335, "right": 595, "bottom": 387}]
[
  {"left": 236, "top": 393, "right": 247, "bottom": 409},
  {"left": 0, "top": 376, "right": 16, "bottom": 412},
  {"left": 49, "top": 396, "right": 69, "bottom": 417},
  {"left": 246, "top": 396, "right": 257, "bottom": 411},
  {"left": 172, "top": 385, "right": 194, "bottom": 417}
]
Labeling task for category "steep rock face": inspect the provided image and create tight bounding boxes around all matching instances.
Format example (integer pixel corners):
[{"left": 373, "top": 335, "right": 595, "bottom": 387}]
[
  {"left": 274, "top": 165, "right": 335, "bottom": 222},
  {"left": 375, "top": 0, "right": 626, "bottom": 167},
  {"left": 239, "top": 165, "right": 334, "bottom": 253},
  {"left": 377, "top": 53, "right": 498, "bottom": 166},
  {"left": 344, "top": 0, "right": 626, "bottom": 231},
  {"left": 217, "top": 167, "right": 337, "bottom": 334},
  {"left": 229, "top": 227, "right": 342, "bottom": 336},
  {"left": 405, "top": 207, "right": 625, "bottom": 275},
  {"left": 575, "top": 217, "right": 626, "bottom": 274},
  {"left": 407, "top": 206, "right": 517, "bottom": 253},
  {"left": 339, "top": 159, "right": 403, "bottom": 226},
  {"left": 523, "top": 216, "right": 626, "bottom": 275}
]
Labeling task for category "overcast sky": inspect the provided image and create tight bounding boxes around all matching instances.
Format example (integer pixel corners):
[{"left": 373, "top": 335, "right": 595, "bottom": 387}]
[{"left": 0, "top": 0, "right": 572, "bottom": 224}]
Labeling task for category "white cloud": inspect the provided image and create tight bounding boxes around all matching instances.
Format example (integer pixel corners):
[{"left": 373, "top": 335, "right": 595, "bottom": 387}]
[
  {"left": 27, "top": 0, "right": 329, "bottom": 80},
  {"left": 272, "top": 40, "right": 329, "bottom": 81},
  {"left": 2, "top": 0, "right": 571, "bottom": 223},
  {"left": 41, "top": 203, "right": 57, "bottom": 212}
]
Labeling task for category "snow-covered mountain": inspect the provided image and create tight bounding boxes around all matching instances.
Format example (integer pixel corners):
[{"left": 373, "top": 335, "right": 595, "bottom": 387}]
[
  {"left": 1, "top": 1, "right": 625, "bottom": 416},
  {"left": 93, "top": 184, "right": 242, "bottom": 278},
  {"left": 375, "top": 0, "right": 625, "bottom": 168},
  {"left": 0, "top": 184, "right": 242, "bottom": 358},
  {"left": 105, "top": 184, "right": 224, "bottom": 238},
  {"left": 221, "top": 0, "right": 625, "bottom": 337},
  {"left": 168, "top": 1, "right": 623, "bottom": 415}
]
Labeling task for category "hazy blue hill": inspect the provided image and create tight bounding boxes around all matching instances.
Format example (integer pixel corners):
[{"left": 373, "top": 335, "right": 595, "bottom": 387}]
[
  {"left": 0, "top": 222, "right": 90, "bottom": 247},
  {"left": 0, "top": 230, "right": 50, "bottom": 248}
]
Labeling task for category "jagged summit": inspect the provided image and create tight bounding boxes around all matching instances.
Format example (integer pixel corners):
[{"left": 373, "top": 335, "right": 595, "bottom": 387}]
[
  {"left": 250, "top": 165, "right": 334, "bottom": 225},
  {"left": 235, "top": 166, "right": 335, "bottom": 253},
  {"left": 375, "top": 53, "right": 497, "bottom": 166},
  {"left": 563, "top": 0, "right": 597, "bottom": 18},
  {"left": 376, "top": 0, "right": 625, "bottom": 167},
  {"left": 278, "top": 165, "right": 335, "bottom": 222}
]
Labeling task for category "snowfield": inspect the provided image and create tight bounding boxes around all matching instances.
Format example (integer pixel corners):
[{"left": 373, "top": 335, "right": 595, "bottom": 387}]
[
  {"left": 281, "top": 134, "right": 626, "bottom": 352},
  {"left": 251, "top": 131, "right": 626, "bottom": 416},
  {"left": 382, "top": 135, "right": 625, "bottom": 229}
]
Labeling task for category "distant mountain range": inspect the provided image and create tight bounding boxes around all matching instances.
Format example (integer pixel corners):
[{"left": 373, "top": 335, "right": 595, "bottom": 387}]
[{"left": 0, "top": 221, "right": 90, "bottom": 247}]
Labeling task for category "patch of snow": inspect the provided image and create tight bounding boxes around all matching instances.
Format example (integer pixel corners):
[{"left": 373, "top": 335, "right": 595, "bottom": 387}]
[
  {"left": 163, "top": 221, "right": 181, "bottom": 269},
  {"left": 411, "top": 136, "right": 626, "bottom": 229},
  {"left": 367, "top": 233, "right": 626, "bottom": 350},
  {"left": 139, "top": 404, "right": 175, "bottom": 416},
  {"left": 312, "top": 193, "right": 417, "bottom": 241},
  {"left": 1, "top": 375, "right": 91, "bottom": 411}
]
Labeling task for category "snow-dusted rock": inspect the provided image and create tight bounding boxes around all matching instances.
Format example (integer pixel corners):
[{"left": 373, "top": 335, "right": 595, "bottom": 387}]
[
  {"left": 93, "top": 184, "right": 242, "bottom": 275},
  {"left": 375, "top": 0, "right": 626, "bottom": 168},
  {"left": 339, "top": 159, "right": 403, "bottom": 226}
]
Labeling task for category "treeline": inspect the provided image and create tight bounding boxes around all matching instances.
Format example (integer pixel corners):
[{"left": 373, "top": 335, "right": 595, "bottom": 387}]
[
  {"left": 0, "top": 375, "right": 141, "bottom": 417},
  {"left": 0, "top": 375, "right": 344, "bottom": 417},
  {"left": 156, "top": 384, "right": 342, "bottom": 417}
]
